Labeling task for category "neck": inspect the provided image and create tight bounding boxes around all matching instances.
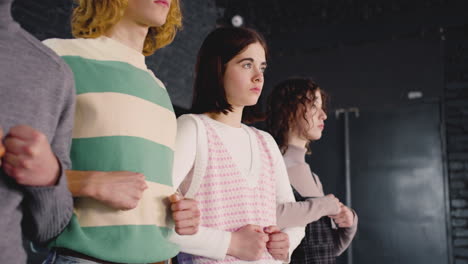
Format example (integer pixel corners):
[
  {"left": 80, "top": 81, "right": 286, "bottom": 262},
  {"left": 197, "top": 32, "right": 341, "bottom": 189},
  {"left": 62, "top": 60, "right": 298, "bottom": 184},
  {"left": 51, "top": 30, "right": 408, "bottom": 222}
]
[
  {"left": 287, "top": 134, "right": 308, "bottom": 149},
  {"left": 105, "top": 16, "right": 148, "bottom": 54},
  {"left": 207, "top": 106, "right": 244, "bottom": 128}
]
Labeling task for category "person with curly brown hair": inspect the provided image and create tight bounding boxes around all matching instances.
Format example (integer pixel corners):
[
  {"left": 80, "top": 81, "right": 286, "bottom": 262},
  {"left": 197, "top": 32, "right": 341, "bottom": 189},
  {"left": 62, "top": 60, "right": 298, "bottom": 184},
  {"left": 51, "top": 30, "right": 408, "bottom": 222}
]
[
  {"left": 266, "top": 78, "right": 358, "bottom": 264},
  {"left": 42, "top": 1, "right": 200, "bottom": 263}
]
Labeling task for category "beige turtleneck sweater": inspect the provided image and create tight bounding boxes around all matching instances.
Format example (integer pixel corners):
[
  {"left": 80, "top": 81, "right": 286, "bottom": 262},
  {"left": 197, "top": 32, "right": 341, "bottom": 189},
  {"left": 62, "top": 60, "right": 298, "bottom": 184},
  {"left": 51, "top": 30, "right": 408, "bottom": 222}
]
[{"left": 277, "top": 144, "right": 358, "bottom": 256}]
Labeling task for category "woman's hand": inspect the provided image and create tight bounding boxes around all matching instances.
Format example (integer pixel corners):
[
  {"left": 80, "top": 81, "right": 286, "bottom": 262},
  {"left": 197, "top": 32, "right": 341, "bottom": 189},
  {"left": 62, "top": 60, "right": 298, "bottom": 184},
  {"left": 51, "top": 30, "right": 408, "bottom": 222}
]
[
  {"left": 329, "top": 203, "right": 355, "bottom": 228},
  {"left": 170, "top": 193, "right": 201, "bottom": 235},
  {"left": 264, "top": 225, "right": 290, "bottom": 261},
  {"left": 228, "top": 224, "right": 269, "bottom": 261}
]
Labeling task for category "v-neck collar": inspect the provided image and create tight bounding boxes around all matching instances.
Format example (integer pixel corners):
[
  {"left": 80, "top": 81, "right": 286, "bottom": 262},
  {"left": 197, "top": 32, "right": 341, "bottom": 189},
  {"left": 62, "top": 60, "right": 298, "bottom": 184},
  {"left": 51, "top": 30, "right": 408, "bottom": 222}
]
[{"left": 201, "top": 114, "right": 261, "bottom": 186}]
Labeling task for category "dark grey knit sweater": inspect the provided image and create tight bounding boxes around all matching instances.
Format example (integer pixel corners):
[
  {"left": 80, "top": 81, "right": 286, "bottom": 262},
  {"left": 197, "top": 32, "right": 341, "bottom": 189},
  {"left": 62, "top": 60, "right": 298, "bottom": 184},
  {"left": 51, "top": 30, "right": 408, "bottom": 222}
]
[{"left": 0, "top": 0, "right": 75, "bottom": 263}]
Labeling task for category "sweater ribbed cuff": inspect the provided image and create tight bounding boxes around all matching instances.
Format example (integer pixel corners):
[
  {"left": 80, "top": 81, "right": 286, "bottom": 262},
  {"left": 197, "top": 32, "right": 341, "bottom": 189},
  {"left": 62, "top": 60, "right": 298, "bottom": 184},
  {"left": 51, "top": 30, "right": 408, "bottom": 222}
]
[{"left": 23, "top": 160, "right": 73, "bottom": 243}]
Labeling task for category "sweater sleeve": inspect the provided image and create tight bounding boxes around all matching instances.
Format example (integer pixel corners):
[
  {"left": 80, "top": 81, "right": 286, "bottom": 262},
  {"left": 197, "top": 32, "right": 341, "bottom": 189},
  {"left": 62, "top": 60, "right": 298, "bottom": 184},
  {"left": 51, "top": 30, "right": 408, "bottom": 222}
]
[
  {"left": 21, "top": 61, "right": 75, "bottom": 243},
  {"left": 261, "top": 131, "right": 305, "bottom": 263},
  {"left": 333, "top": 210, "right": 358, "bottom": 256},
  {"left": 277, "top": 196, "right": 341, "bottom": 228},
  {"left": 172, "top": 115, "right": 197, "bottom": 190},
  {"left": 169, "top": 227, "right": 232, "bottom": 260},
  {"left": 277, "top": 164, "right": 341, "bottom": 228}
]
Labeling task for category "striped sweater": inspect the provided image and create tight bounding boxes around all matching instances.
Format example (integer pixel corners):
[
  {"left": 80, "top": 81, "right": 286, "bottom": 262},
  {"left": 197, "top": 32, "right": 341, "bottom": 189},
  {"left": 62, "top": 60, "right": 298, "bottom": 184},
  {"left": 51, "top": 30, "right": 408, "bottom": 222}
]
[{"left": 43, "top": 36, "right": 179, "bottom": 263}]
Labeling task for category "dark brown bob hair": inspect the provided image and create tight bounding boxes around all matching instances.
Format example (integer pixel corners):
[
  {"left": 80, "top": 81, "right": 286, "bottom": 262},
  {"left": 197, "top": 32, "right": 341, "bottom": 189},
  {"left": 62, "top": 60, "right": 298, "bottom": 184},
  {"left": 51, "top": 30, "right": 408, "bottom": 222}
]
[{"left": 191, "top": 26, "right": 268, "bottom": 120}]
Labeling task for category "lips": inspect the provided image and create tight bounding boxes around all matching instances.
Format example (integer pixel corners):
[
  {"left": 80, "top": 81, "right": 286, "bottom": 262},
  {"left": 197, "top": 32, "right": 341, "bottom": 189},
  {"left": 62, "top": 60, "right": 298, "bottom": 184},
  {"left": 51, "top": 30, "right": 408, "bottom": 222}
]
[
  {"left": 250, "top": 87, "right": 262, "bottom": 93},
  {"left": 154, "top": 0, "right": 169, "bottom": 7}
]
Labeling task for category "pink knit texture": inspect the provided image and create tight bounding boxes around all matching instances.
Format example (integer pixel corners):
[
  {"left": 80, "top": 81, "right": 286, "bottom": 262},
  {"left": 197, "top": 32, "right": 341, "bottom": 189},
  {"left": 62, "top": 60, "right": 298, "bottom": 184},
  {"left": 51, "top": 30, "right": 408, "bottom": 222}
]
[{"left": 178, "top": 115, "right": 277, "bottom": 264}]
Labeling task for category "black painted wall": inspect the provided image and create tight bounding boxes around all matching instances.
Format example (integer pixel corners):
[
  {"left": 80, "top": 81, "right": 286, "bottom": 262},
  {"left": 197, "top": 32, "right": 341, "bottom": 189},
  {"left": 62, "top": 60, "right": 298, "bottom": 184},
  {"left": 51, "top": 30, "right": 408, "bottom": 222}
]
[{"left": 445, "top": 25, "right": 468, "bottom": 264}]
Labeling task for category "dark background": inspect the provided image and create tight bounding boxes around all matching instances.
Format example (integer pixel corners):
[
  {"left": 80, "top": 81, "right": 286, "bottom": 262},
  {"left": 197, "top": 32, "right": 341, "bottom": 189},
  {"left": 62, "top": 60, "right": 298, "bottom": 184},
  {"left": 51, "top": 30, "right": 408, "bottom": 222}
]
[{"left": 10, "top": 0, "right": 468, "bottom": 263}]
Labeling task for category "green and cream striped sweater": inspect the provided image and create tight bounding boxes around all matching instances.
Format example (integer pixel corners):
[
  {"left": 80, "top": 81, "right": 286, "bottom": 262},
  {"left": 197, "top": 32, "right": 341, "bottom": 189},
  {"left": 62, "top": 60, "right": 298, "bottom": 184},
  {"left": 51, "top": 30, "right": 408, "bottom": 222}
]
[{"left": 43, "top": 36, "right": 179, "bottom": 263}]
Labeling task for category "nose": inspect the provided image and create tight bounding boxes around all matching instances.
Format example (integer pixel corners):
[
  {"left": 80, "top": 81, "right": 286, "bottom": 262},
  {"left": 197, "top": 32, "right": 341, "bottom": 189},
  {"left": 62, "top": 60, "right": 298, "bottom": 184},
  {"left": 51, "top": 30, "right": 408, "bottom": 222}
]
[
  {"left": 320, "top": 109, "right": 327, "bottom": 120},
  {"left": 254, "top": 75, "right": 263, "bottom": 83},
  {"left": 253, "top": 69, "right": 264, "bottom": 83}
]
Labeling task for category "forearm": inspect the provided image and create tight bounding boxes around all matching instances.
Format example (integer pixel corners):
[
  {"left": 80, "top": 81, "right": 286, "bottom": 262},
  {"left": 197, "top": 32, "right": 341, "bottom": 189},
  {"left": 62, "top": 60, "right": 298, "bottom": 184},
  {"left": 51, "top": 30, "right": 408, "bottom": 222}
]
[
  {"left": 67, "top": 169, "right": 100, "bottom": 198},
  {"left": 334, "top": 211, "right": 358, "bottom": 256},
  {"left": 169, "top": 226, "right": 231, "bottom": 260},
  {"left": 173, "top": 115, "right": 197, "bottom": 190},
  {"left": 273, "top": 149, "right": 305, "bottom": 262},
  {"left": 22, "top": 65, "right": 75, "bottom": 243},
  {"left": 23, "top": 160, "right": 73, "bottom": 243},
  {"left": 277, "top": 196, "right": 339, "bottom": 228}
]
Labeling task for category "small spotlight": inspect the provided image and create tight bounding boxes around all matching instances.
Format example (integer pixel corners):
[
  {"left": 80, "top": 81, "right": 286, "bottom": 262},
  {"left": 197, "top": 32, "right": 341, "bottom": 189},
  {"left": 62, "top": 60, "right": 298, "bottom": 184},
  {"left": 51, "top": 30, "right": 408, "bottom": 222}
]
[
  {"left": 407, "top": 91, "right": 423, "bottom": 100},
  {"left": 231, "top": 15, "right": 244, "bottom": 27}
]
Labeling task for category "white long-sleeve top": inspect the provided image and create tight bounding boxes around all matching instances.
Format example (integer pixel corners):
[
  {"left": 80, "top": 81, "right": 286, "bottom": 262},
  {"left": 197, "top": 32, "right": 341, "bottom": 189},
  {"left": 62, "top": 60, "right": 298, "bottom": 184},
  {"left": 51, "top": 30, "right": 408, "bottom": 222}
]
[{"left": 170, "top": 114, "right": 304, "bottom": 262}]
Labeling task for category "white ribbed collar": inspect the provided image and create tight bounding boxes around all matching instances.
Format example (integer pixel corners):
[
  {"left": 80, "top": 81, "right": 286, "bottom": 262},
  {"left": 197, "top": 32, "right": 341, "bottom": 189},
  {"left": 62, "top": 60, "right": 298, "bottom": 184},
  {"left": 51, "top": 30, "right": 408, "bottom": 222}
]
[{"left": 94, "top": 36, "right": 147, "bottom": 70}]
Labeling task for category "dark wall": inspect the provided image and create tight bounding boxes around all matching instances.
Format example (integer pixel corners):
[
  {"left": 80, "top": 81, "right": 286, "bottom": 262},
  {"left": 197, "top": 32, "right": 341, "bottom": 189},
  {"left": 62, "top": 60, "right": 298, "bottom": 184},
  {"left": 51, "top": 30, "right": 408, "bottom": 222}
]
[
  {"left": 11, "top": 0, "right": 73, "bottom": 40},
  {"left": 263, "top": 38, "right": 443, "bottom": 111},
  {"left": 215, "top": 0, "right": 466, "bottom": 111},
  {"left": 445, "top": 25, "right": 468, "bottom": 263}
]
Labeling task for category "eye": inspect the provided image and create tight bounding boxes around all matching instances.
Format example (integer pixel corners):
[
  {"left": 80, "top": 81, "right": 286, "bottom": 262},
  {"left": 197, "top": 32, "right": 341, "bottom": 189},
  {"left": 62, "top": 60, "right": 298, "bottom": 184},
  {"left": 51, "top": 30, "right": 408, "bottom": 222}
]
[
  {"left": 260, "top": 66, "right": 267, "bottom": 73},
  {"left": 242, "top": 63, "right": 253, "bottom": 69}
]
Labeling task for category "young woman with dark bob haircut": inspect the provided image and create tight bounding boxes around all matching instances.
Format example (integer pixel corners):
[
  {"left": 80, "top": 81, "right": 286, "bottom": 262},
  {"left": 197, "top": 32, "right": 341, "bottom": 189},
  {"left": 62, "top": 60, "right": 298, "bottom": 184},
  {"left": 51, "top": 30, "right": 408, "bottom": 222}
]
[
  {"left": 170, "top": 27, "right": 304, "bottom": 264},
  {"left": 266, "top": 77, "right": 358, "bottom": 264}
]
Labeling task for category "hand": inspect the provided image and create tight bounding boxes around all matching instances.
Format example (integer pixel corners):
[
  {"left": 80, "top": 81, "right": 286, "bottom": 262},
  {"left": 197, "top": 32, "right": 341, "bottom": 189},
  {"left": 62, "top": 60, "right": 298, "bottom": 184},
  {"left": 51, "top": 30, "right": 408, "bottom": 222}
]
[
  {"left": 264, "top": 225, "right": 290, "bottom": 261},
  {"left": 2, "top": 125, "right": 59, "bottom": 186},
  {"left": 329, "top": 203, "right": 354, "bottom": 228},
  {"left": 0, "top": 127, "right": 5, "bottom": 166},
  {"left": 70, "top": 170, "right": 148, "bottom": 210},
  {"left": 325, "top": 194, "right": 342, "bottom": 215},
  {"left": 169, "top": 193, "right": 200, "bottom": 235},
  {"left": 228, "top": 224, "right": 269, "bottom": 261}
]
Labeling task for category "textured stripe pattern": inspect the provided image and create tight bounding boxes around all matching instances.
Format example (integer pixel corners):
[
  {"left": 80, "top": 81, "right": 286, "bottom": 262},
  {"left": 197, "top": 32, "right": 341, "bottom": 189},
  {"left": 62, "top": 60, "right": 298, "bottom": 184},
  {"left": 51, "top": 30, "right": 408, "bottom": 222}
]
[
  {"left": 73, "top": 92, "right": 176, "bottom": 150},
  {"left": 44, "top": 37, "right": 178, "bottom": 263},
  {"left": 178, "top": 115, "right": 277, "bottom": 264},
  {"left": 74, "top": 181, "right": 174, "bottom": 227}
]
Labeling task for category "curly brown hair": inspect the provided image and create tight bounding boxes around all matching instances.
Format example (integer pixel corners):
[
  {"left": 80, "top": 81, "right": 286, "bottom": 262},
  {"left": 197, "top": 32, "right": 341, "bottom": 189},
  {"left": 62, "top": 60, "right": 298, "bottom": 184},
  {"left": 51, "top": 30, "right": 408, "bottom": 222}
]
[
  {"left": 71, "top": 0, "right": 182, "bottom": 56},
  {"left": 266, "top": 77, "right": 327, "bottom": 154}
]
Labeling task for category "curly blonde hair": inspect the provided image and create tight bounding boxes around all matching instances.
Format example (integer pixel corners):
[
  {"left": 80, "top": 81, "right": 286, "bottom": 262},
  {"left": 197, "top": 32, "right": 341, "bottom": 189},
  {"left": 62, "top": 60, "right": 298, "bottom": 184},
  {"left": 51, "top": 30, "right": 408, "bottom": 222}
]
[{"left": 72, "top": 0, "right": 182, "bottom": 56}]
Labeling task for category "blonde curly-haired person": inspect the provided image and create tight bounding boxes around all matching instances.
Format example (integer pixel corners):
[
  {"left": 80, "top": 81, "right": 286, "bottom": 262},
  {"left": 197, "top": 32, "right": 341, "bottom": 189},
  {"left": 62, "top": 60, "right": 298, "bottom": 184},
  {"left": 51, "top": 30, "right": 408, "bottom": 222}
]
[{"left": 43, "top": 1, "right": 200, "bottom": 263}]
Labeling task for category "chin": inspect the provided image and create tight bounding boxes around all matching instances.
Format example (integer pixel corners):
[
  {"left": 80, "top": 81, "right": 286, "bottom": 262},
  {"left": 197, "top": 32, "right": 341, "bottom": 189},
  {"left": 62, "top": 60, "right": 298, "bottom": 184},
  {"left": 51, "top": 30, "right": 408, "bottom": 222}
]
[
  {"left": 144, "top": 10, "right": 169, "bottom": 27},
  {"left": 244, "top": 102, "right": 258, "bottom": 107},
  {"left": 149, "top": 19, "right": 167, "bottom": 27},
  {"left": 308, "top": 133, "right": 322, "bottom": 141},
  {"left": 246, "top": 97, "right": 260, "bottom": 106}
]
